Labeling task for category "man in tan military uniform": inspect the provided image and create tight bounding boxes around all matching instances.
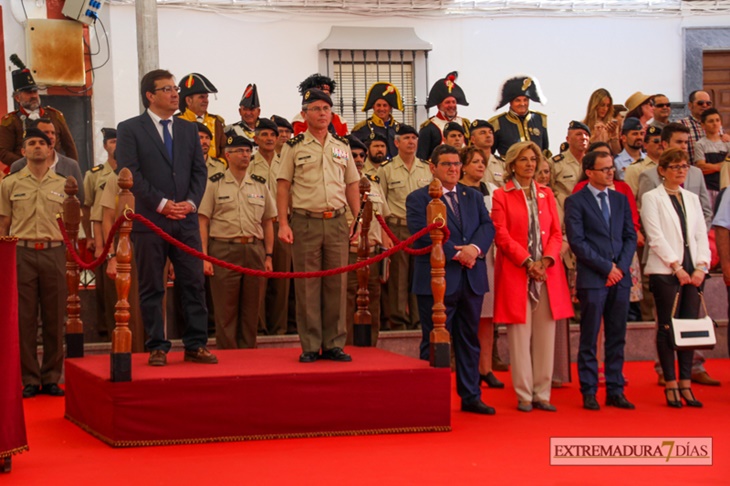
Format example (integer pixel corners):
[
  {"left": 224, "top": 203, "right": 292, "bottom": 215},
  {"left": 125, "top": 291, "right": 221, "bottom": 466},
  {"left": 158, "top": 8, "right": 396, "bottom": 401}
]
[
  {"left": 277, "top": 88, "right": 361, "bottom": 363},
  {"left": 271, "top": 115, "right": 293, "bottom": 156},
  {"left": 361, "top": 132, "right": 388, "bottom": 177},
  {"left": 551, "top": 121, "right": 591, "bottom": 211},
  {"left": 469, "top": 119, "right": 507, "bottom": 187},
  {"left": 0, "top": 128, "right": 67, "bottom": 398},
  {"left": 200, "top": 135, "right": 275, "bottom": 349},
  {"left": 345, "top": 135, "right": 391, "bottom": 345},
  {"left": 197, "top": 123, "right": 226, "bottom": 178},
  {"left": 177, "top": 73, "right": 226, "bottom": 159},
  {"left": 250, "top": 118, "right": 289, "bottom": 336},
  {"left": 377, "top": 124, "right": 432, "bottom": 330},
  {"left": 83, "top": 128, "right": 118, "bottom": 340},
  {"left": 624, "top": 125, "right": 662, "bottom": 200}
]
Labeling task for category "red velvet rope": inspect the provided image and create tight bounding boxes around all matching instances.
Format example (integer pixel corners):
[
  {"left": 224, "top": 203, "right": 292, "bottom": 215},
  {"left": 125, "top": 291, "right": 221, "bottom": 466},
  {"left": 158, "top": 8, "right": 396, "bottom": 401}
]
[
  {"left": 57, "top": 213, "right": 449, "bottom": 279},
  {"left": 374, "top": 214, "right": 443, "bottom": 256}
]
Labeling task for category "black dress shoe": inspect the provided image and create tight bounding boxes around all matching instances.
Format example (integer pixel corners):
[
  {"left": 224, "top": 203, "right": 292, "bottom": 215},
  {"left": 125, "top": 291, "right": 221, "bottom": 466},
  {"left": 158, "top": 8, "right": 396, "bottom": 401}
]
[
  {"left": 22, "top": 384, "right": 40, "bottom": 398},
  {"left": 299, "top": 352, "right": 319, "bottom": 363},
  {"left": 321, "top": 347, "right": 352, "bottom": 362},
  {"left": 606, "top": 393, "right": 635, "bottom": 409},
  {"left": 583, "top": 394, "right": 600, "bottom": 411},
  {"left": 461, "top": 399, "right": 496, "bottom": 415},
  {"left": 40, "top": 384, "right": 65, "bottom": 397},
  {"left": 480, "top": 372, "right": 505, "bottom": 388}
]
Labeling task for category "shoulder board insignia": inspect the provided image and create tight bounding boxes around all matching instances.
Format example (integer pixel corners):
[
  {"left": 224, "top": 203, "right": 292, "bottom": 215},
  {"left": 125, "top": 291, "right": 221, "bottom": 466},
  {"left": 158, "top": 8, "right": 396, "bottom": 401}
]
[
  {"left": 209, "top": 172, "right": 224, "bottom": 182},
  {"left": 286, "top": 134, "right": 305, "bottom": 147},
  {"left": 1, "top": 113, "right": 16, "bottom": 126},
  {"left": 100, "top": 182, "right": 107, "bottom": 190},
  {"left": 251, "top": 174, "right": 266, "bottom": 184},
  {"left": 352, "top": 120, "right": 367, "bottom": 132},
  {"left": 552, "top": 154, "right": 565, "bottom": 163},
  {"left": 212, "top": 114, "right": 225, "bottom": 124},
  {"left": 333, "top": 134, "right": 348, "bottom": 144},
  {"left": 419, "top": 119, "right": 432, "bottom": 130},
  {"left": 495, "top": 155, "right": 505, "bottom": 162},
  {"left": 211, "top": 157, "right": 226, "bottom": 165},
  {"left": 631, "top": 158, "right": 644, "bottom": 166},
  {"left": 90, "top": 165, "right": 103, "bottom": 173},
  {"left": 379, "top": 160, "right": 391, "bottom": 168},
  {"left": 366, "top": 174, "right": 380, "bottom": 184}
]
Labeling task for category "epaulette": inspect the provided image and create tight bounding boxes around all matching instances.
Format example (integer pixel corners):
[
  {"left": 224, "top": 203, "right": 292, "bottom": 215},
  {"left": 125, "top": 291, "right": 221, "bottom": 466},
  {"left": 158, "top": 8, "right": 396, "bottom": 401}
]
[
  {"left": 352, "top": 120, "right": 368, "bottom": 132},
  {"left": 333, "top": 133, "right": 348, "bottom": 145},
  {"left": 100, "top": 182, "right": 107, "bottom": 190},
  {"left": 45, "top": 106, "right": 64, "bottom": 117},
  {"left": 211, "top": 113, "right": 225, "bottom": 125},
  {"left": 286, "top": 134, "right": 305, "bottom": 147},
  {"left": 90, "top": 165, "right": 103, "bottom": 173},
  {"left": 419, "top": 119, "right": 432, "bottom": 130},
  {"left": 366, "top": 174, "right": 380, "bottom": 184},
  {"left": 1, "top": 112, "right": 16, "bottom": 127},
  {"left": 210, "top": 156, "right": 226, "bottom": 166},
  {"left": 552, "top": 154, "right": 565, "bottom": 163},
  {"left": 251, "top": 174, "right": 266, "bottom": 184},
  {"left": 379, "top": 160, "right": 391, "bottom": 168},
  {"left": 494, "top": 155, "right": 505, "bottom": 162},
  {"left": 487, "top": 115, "right": 500, "bottom": 131},
  {"left": 630, "top": 158, "right": 644, "bottom": 166},
  {"left": 209, "top": 172, "right": 224, "bottom": 182}
]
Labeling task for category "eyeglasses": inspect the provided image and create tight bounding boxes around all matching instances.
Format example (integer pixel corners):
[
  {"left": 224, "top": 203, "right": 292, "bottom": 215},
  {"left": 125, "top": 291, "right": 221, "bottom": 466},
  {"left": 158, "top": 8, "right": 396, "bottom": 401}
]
[
  {"left": 696, "top": 100, "right": 713, "bottom": 107},
  {"left": 654, "top": 103, "right": 671, "bottom": 109},
  {"left": 227, "top": 149, "right": 250, "bottom": 154},
  {"left": 154, "top": 86, "right": 180, "bottom": 94},
  {"left": 352, "top": 152, "right": 366, "bottom": 159},
  {"left": 305, "top": 106, "right": 332, "bottom": 113},
  {"left": 666, "top": 164, "right": 690, "bottom": 171},
  {"left": 590, "top": 165, "right": 616, "bottom": 174},
  {"left": 438, "top": 162, "right": 463, "bottom": 168}
]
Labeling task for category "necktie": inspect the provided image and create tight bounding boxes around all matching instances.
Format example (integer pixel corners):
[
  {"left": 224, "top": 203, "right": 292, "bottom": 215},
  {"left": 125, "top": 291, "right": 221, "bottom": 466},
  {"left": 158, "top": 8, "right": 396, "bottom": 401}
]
[
  {"left": 446, "top": 192, "right": 462, "bottom": 228},
  {"left": 160, "top": 119, "right": 173, "bottom": 160},
  {"left": 597, "top": 192, "right": 610, "bottom": 227}
]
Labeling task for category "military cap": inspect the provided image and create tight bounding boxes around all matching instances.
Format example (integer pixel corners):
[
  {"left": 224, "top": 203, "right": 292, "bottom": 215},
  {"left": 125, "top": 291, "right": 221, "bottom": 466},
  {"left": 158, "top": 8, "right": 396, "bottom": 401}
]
[
  {"left": 622, "top": 117, "right": 643, "bottom": 133},
  {"left": 443, "top": 121, "right": 465, "bottom": 136},
  {"left": 196, "top": 122, "right": 213, "bottom": 138},
  {"left": 495, "top": 75, "right": 546, "bottom": 110},
  {"left": 255, "top": 118, "right": 278, "bottom": 133},
  {"left": 346, "top": 135, "right": 367, "bottom": 153},
  {"left": 179, "top": 73, "right": 218, "bottom": 99},
  {"left": 298, "top": 74, "right": 337, "bottom": 95},
  {"left": 270, "top": 115, "right": 293, "bottom": 132},
  {"left": 365, "top": 132, "right": 388, "bottom": 146},
  {"left": 23, "top": 127, "right": 51, "bottom": 145},
  {"left": 239, "top": 83, "right": 260, "bottom": 108},
  {"left": 302, "top": 88, "right": 333, "bottom": 107},
  {"left": 625, "top": 91, "right": 653, "bottom": 113},
  {"left": 470, "top": 119, "right": 494, "bottom": 133},
  {"left": 568, "top": 120, "right": 591, "bottom": 135},
  {"left": 101, "top": 127, "right": 117, "bottom": 141},
  {"left": 362, "top": 82, "right": 404, "bottom": 112},
  {"left": 645, "top": 125, "right": 662, "bottom": 139},
  {"left": 226, "top": 135, "right": 254, "bottom": 149},
  {"left": 426, "top": 71, "right": 469, "bottom": 109},
  {"left": 395, "top": 124, "right": 418, "bottom": 137},
  {"left": 10, "top": 54, "right": 38, "bottom": 93}
]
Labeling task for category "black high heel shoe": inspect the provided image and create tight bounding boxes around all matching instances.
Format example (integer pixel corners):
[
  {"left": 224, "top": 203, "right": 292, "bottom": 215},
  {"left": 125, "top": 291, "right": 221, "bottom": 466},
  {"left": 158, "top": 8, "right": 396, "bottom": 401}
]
[
  {"left": 679, "top": 388, "right": 703, "bottom": 408},
  {"left": 664, "top": 388, "right": 682, "bottom": 408}
]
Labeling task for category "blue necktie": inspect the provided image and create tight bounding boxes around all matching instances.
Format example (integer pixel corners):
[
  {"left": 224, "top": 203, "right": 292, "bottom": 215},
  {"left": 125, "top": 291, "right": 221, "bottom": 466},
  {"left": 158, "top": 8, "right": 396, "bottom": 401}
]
[
  {"left": 160, "top": 119, "right": 173, "bottom": 160},
  {"left": 446, "top": 192, "right": 462, "bottom": 228},
  {"left": 597, "top": 192, "right": 610, "bottom": 227}
]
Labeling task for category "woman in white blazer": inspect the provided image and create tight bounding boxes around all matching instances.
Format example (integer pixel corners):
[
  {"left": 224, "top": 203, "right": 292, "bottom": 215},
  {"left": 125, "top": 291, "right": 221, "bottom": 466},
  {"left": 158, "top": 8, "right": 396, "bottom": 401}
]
[{"left": 641, "top": 148, "right": 711, "bottom": 408}]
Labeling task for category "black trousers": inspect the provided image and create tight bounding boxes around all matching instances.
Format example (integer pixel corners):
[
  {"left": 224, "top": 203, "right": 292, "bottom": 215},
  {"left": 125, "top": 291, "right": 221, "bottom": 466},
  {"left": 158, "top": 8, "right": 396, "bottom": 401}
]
[{"left": 650, "top": 274, "right": 702, "bottom": 382}]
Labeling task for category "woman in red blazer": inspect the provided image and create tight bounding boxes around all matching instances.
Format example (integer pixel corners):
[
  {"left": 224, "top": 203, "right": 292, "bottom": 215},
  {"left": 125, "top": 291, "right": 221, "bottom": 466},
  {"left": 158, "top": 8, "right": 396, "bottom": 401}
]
[{"left": 492, "top": 141, "right": 574, "bottom": 412}]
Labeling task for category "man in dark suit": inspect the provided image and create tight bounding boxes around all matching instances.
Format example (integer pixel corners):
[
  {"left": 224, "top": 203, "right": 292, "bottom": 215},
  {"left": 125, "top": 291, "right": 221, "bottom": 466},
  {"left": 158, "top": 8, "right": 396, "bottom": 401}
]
[
  {"left": 116, "top": 69, "right": 217, "bottom": 366},
  {"left": 565, "top": 151, "right": 637, "bottom": 410},
  {"left": 406, "top": 144, "right": 496, "bottom": 415}
]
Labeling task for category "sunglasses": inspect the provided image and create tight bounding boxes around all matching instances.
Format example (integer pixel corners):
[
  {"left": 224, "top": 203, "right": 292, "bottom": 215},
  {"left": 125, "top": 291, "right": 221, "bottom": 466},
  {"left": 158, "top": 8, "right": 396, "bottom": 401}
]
[
  {"left": 696, "top": 100, "right": 713, "bottom": 107},
  {"left": 654, "top": 103, "right": 671, "bottom": 108}
]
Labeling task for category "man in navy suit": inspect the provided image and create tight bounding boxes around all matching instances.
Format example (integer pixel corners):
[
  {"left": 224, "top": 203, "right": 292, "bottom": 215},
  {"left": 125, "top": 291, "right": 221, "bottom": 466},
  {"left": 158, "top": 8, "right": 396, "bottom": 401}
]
[
  {"left": 117, "top": 69, "right": 217, "bottom": 366},
  {"left": 565, "top": 151, "right": 637, "bottom": 410},
  {"left": 406, "top": 144, "right": 496, "bottom": 414}
]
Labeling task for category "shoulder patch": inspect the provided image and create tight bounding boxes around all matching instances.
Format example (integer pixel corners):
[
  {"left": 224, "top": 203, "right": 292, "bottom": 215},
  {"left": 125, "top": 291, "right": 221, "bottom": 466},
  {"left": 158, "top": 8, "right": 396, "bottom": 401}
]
[
  {"left": 286, "top": 134, "right": 305, "bottom": 147},
  {"left": 366, "top": 174, "right": 380, "bottom": 184},
  {"left": 630, "top": 158, "right": 644, "bottom": 166},
  {"left": 251, "top": 174, "right": 266, "bottom": 184},
  {"left": 419, "top": 119, "right": 432, "bottom": 130},
  {"left": 552, "top": 154, "right": 565, "bottom": 163},
  {"left": 209, "top": 172, "right": 224, "bottom": 182},
  {"left": 90, "top": 165, "right": 103, "bottom": 173},
  {"left": 352, "top": 120, "right": 368, "bottom": 132}
]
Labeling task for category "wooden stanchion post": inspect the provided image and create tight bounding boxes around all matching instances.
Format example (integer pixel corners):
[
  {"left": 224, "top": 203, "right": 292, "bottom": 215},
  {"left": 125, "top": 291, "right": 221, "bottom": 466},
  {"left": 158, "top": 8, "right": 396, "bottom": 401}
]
[
  {"left": 111, "top": 168, "right": 134, "bottom": 382},
  {"left": 63, "top": 176, "right": 84, "bottom": 358},
  {"left": 354, "top": 176, "right": 373, "bottom": 346},
  {"left": 427, "top": 179, "right": 450, "bottom": 368}
]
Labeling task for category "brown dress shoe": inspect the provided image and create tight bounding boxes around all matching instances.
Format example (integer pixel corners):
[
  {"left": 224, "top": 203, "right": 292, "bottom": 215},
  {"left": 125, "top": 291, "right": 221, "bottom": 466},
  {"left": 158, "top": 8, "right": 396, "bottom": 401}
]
[
  {"left": 691, "top": 371, "right": 720, "bottom": 386},
  {"left": 184, "top": 347, "right": 218, "bottom": 364},
  {"left": 148, "top": 350, "right": 167, "bottom": 366}
]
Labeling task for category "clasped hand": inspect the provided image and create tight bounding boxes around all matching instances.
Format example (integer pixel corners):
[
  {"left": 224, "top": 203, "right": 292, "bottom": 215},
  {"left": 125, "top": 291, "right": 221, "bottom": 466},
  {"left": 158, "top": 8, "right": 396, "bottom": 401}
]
[
  {"left": 454, "top": 245, "right": 479, "bottom": 268},
  {"left": 161, "top": 200, "right": 194, "bottom": 220},
  {"left": 527, "top": 260, "right": 547, "bottom": 282}
]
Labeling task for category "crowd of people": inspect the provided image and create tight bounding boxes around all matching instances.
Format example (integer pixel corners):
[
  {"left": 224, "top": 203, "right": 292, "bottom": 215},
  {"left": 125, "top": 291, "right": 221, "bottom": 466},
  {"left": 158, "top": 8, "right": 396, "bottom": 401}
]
[{"left": 1, "top": 56, "right": 728, "bottom": 413}]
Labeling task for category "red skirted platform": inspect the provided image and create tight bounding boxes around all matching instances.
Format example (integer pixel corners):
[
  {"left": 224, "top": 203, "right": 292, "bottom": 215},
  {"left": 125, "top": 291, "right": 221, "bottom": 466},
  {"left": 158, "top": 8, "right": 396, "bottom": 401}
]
[{"left": 64, "top": 347, "right": 451, "bottom": 447}]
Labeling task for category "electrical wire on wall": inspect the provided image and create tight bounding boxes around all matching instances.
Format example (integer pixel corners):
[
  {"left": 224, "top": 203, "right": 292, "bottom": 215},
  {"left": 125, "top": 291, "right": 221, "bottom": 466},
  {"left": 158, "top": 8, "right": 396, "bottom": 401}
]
[{"left": 65, "top": 14, "right": 111, "bottom": 94}]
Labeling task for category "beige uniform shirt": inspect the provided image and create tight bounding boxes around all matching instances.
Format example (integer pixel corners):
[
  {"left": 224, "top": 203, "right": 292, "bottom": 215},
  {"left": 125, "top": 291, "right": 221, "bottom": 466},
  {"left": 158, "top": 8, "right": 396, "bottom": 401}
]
[
  {"left": 363, "top": 159, "right": 381, "bottom": 177},
  {"left": 83, "top": 162, "right": 115, "bottom": 223},
  {"left": 550, "top": 150, "right": 582, "bottom": 211},
  {"left": 206, "top": 156, "right": 227, "bottom": 179},
  {"left": 199, "top": 169, "right": 276, "bottom": 240},
  {"left": 250, "top": 151, "right": 282, "bottom": 204},
  {"left": 377, "top": 155, "right": 432, "bottom": 220},
  {"left": 0, "top": 166, "right": 66, "bottom": 240},
  {"left": 277, "top": 131, "right": 359, "bottom": 212},
  {"left": 346, "top": 174, "right": 391, "bottom": 250},
  {"left": 623, "top": 156, "right": 656, "bottom": 200},
  {"left": 482, "top": 153, "right": 507, "bottom": 187}
]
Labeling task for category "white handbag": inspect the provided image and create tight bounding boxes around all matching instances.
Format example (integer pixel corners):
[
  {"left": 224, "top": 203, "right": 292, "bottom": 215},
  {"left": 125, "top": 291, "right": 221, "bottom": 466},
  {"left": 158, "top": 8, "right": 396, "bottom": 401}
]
[{"left": 670, "top": 291, "right": 717, "bottom": 350}]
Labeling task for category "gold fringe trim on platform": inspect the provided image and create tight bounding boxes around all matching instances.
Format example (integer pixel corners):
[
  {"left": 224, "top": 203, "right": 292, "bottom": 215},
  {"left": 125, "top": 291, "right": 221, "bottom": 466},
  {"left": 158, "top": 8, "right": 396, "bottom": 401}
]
[
  {"left": 0, "top": 445, "right": 29, "bottom": 458},
  {"left": 66, "top": 414, "right": 450, "bottom": 448}
]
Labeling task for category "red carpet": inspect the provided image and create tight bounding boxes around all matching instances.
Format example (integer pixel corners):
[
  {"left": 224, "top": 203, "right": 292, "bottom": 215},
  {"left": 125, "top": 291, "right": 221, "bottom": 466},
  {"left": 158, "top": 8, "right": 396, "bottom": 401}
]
[
  {"left": 4, "top": 359, "right": 729, "bottom": 484},
  {"left": 64, "top": 347, "right": 450, "bottom": 446}
]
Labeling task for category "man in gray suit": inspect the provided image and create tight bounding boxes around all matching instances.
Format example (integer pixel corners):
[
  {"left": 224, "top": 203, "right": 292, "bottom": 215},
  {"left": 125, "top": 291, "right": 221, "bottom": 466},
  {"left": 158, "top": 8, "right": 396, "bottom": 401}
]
[
  {"left": 636, "top": 121, "right": 720, "bottom": 387},
  {"left": 10, "top": 118, "right": 84, "bottom": 203}
]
